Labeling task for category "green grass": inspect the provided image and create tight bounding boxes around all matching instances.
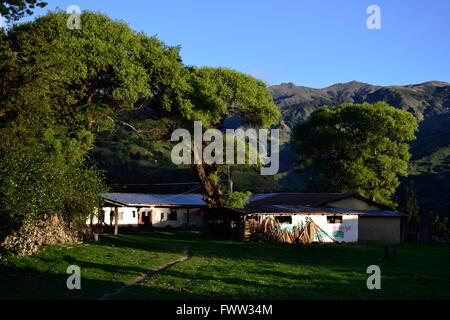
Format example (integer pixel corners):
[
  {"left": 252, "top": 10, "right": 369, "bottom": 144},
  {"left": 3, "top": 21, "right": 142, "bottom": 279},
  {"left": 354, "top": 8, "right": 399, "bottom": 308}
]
[{"left": 1, "top": 231, "right": 449, "bottom": 300}]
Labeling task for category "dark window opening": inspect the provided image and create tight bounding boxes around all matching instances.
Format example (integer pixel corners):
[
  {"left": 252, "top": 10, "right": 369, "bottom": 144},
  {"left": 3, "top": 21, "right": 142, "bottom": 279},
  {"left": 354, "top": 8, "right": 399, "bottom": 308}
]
[
  {"left": 275, "top": 216, "right": 292, "bottom": 224},
  {"left": 132, "top": 211, "right": 136, "bottom": 218},
  {"left": 160, "top": 212, "right": 165, "bottom": 220},
  {"left": 168, "top": 210, "right": 178, "bottom": 221},
  {"left": 327, "top": 216, "right": 343, "bottom": 224}
]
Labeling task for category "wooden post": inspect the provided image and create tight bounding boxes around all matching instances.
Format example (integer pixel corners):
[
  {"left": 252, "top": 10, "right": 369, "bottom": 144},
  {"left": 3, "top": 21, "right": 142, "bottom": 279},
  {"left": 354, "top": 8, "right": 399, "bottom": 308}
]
[
  {"left": 114, "top": 207, "right": 119, "bottom": 235},
  {"left": 227, "top": 165, "right": 233, "bottom": 193}
]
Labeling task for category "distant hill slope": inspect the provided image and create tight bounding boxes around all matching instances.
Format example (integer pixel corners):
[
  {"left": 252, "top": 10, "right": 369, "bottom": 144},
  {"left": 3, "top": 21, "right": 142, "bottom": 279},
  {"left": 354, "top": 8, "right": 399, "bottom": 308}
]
[
  {"left": 270, "top": 80, "right": 450, "bottom": 125},
  {"left": 270, "top": 81, "right": 450, "bottom": 217}
]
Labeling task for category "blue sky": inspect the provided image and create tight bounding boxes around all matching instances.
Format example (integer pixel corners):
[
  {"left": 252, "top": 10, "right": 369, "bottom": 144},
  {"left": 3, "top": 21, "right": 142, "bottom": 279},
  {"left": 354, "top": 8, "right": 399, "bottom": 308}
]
[{"left": 22, "top": 0, "right": 450, "bottom": 88}]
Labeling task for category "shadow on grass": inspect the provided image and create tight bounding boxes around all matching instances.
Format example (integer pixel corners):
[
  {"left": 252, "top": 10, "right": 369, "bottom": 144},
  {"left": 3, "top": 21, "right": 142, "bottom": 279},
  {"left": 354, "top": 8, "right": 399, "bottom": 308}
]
[
  {"left": 2, "top": 231, "right": 449, "bottom": 300},
  {"left": 92, "top": 230, "right": 385, "bottom": 269},
  {"left": 111, "top": 266, "right": 372, "bottom": 300},
  {"left": 34, "top": 255, "right": 153, "bottom": 276},
  {"left": 0, "top": 264, "right": 121, "bottom": 300}
]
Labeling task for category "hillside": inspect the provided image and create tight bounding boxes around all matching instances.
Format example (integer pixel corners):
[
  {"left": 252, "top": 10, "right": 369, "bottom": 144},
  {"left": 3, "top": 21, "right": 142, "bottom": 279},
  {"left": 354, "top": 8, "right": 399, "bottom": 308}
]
[
  {"left": 271, "top": 80, "right": 450, "bottom": 125},
  {"left": 270, "top": 81, "right": 450, "bottom": 217},
  {"left": 91, "top": 81, "right": 450, "bottom": 217}
]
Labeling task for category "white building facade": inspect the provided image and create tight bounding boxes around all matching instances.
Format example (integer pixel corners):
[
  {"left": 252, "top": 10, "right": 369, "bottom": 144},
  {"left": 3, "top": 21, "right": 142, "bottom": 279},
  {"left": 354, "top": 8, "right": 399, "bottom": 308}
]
[{"left": 90, "top": 194, "right": 207, "bottom": 228}]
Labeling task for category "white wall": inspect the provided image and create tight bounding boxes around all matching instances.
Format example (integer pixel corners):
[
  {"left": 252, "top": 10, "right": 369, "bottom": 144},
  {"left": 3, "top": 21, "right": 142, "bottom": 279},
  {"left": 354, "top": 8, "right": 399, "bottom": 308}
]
[
  {"left": 90, "top": 206, "right": 139, "bottom": 225},
  {"left": 276, "top": 214, "right": 358, "bottom": 243}
]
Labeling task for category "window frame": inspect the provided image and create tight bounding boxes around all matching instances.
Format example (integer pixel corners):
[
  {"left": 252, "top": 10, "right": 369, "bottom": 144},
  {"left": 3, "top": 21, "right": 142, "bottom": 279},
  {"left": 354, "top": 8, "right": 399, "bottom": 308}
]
[{"left": 326, "top": 215, "right": 343, "bottom": 224}]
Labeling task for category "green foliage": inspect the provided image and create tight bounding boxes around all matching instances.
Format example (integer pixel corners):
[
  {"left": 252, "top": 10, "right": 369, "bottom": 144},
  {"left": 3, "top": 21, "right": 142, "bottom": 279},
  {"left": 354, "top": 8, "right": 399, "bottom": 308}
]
[
  {"left": 0, "top": 140, "right": 107, "bottom": 236},
  {"left": 220, "top": 191, "right": 252, "bottom": 209},
  {"left": 292, "top": 102, "right": 418, "bottom": 206},
  {"left": 183, "top": 67, "right": 280, "bottom": 127},
  {"left": 176, "top": 68, "right": 280, "bottom": 206},
  {"left": 0, "top": 11, "right": 178, "bottom": 234},
  {"left": 0, "top": 0, "right": 47, "bottom": 22}
]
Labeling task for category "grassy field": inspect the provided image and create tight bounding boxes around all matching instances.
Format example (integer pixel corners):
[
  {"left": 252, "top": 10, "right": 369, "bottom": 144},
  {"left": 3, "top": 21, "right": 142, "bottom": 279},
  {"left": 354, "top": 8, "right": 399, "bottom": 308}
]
[{"left": 1, "top": 231, "right": 449, "bottom": 300}]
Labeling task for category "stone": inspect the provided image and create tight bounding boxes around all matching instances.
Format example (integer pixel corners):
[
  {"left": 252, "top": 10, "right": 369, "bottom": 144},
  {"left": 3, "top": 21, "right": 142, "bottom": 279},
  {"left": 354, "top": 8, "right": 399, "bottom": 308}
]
[{"left": 1, "top": 215, "right": 82, "bottom": 256}]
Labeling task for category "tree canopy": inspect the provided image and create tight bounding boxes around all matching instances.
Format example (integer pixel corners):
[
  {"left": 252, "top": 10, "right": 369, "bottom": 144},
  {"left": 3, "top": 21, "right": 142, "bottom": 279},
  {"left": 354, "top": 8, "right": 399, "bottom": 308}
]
[
  {"left": 0, "top": 11, "right": 280, "bottom": 237},
  {"left": 169, "top": 67, "right": 280, "bottom": 206},
  {"left": 292, "top": 102, "right": 418, "bottom": 207},
  {"left": 0, "top": 0, "right": 47, "bottom": 22}
]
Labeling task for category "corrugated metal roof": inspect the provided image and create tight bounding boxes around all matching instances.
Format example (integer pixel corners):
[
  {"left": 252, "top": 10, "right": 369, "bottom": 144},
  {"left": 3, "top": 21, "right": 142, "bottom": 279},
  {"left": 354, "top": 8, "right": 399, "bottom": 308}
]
[
  {"left": 245, "top": 204, "right": 363, "bottom": 215},
  {"left": 99, "top": 192, "right": 404, "bottom": 217},
  {"left": 273, "top": 205, "right": 365, "bottom": 215},
  {"left": 100, "top": 193, "right": 207, "bottom": 207},
  {"left": 249, "top": 193, "right": 281, "bottom": 202},
  {"left": 246, "top": 193, "right": 355, "bottom": 210},
  {"left": 360, "top": 211, "right": 405, "bottom": 217},
  {"left": 245, "top": 204, "right": 404, "bottom": 217}
]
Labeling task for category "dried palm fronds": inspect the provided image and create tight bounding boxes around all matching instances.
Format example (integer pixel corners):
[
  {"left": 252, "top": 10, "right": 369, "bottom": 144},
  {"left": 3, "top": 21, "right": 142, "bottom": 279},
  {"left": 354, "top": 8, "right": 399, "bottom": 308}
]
[{"left": 252, "top": 216, "right": 340, "bottom": 244}]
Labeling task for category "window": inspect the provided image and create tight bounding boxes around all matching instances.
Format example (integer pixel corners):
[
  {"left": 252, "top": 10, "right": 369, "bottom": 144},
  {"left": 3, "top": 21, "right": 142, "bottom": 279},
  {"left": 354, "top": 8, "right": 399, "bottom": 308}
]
[
  {"left": 168, "top": 210, "right": 178, "bottom": 221},
  {"left": 160, "top": 212, "right": 165, "bottom": 220},
  {"left": 132, "top": 211, "right": 136, "bottom": 218},
  {"left": 275, "top": 216, "right": 292, "bottom": 224},
  {"left": 327, "top": 216, "right": 343, "bottom": 224},
  {"left": 119, "top": 212, "right": 124, "bottom": 221}
]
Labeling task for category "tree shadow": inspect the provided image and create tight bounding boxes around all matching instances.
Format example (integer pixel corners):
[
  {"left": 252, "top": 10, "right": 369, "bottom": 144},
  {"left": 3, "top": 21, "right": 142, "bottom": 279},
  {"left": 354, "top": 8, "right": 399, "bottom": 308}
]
[
  {"left": 0, "top": 264, "right": 122, "bottom": 300},
  {"left": 91, "top": 231, "right": 384, "bottom": 270}
]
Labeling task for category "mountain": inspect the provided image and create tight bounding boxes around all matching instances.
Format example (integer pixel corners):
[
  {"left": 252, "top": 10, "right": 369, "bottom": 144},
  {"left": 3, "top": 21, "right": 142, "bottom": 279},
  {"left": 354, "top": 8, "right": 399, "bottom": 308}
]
[
  {"left": 270, "top": 81, "right": 450, "bottom": 217},
  {"left": 270, "top": 80, "right": 450, "bottom": 125}
]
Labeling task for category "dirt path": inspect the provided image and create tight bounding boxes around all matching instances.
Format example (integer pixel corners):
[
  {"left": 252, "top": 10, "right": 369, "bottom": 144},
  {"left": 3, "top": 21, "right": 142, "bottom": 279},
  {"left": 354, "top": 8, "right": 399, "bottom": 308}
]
[{"left": 98, "top": 249, "right": 191, "bottom": 300}]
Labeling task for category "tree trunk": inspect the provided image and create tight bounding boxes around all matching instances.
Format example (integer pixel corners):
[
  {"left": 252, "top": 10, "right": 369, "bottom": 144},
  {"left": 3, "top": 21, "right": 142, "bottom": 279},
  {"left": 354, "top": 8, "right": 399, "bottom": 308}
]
[{"left": 192, "top": 163, "right": 222, "bottom": 207}]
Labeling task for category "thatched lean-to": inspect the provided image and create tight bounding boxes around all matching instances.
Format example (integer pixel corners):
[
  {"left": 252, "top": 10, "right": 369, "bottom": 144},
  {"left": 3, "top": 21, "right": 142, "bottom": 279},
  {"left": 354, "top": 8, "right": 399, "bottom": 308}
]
[{"left": 244, "top": 214, "right": 339, "bottom": 244}]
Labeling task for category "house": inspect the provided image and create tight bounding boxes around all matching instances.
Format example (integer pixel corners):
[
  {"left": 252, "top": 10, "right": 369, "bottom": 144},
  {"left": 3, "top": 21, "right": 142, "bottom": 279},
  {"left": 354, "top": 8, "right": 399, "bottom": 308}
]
[
  {"left": 243, "top": 193, "right": 405, "bottom": 244},
  {"left": 91, "top": 193, "right": 207, "bottom": 228},
  {"left": 92, "top": 192, "right": 404, "bottom": 243}
]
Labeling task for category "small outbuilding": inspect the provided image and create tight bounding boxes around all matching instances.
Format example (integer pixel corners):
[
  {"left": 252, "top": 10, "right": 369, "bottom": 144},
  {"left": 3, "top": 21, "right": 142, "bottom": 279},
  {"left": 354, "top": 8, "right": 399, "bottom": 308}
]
[
  {"left": 243, "top": 193, "right": 404, "bottom": 244},
  {"left": 91, "top": 193, "right": 207, "bottom": 228}
]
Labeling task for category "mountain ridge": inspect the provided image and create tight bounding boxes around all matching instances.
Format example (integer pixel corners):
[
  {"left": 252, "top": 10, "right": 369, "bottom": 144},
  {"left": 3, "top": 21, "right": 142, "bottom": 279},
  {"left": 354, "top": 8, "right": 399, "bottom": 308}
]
[{"left": 270, "top": 80, "right": 450, "bottom": 126}]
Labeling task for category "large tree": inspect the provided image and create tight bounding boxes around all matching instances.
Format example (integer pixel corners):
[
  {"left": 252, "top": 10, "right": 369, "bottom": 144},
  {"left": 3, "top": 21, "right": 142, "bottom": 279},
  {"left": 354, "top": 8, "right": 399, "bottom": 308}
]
[
  {"left": 292, "top": 102, "right": 418, "bottom": 207},
  {"left": 0, "top": 11, "right": 180, "bottom": 234},
  {"left": 161, "top": 67, "right": 280, "bottom": 207},
  {"left": 0, "top": 11, "right": 280, "bottom": 238}
]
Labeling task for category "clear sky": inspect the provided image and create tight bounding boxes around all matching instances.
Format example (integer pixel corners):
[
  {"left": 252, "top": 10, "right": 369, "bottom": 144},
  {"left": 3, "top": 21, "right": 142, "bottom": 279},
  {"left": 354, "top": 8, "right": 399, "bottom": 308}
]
[{"left": 23, "top": 0, "right": 450, "bottom": 88}]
